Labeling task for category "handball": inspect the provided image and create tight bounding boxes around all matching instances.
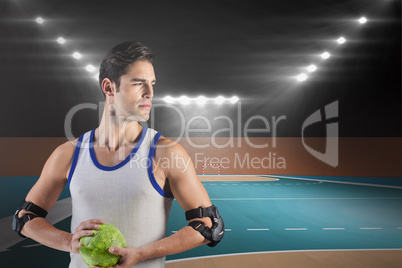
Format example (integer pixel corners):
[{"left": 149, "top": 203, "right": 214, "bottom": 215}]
[{"left": 79, "top": 223, "right": 126, "bottom": 267}]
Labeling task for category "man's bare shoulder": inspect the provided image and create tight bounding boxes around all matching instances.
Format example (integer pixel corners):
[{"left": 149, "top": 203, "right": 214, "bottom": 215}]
[
  {"left": 155, "top": 136, "right": 188, "bottom": 157},
  {"left": 48, "top": 138, "right": 79, "bottom": 169},
  {"left": 38, "top": 137, "right": 80, "bottom": 183},
  {"left": 58, "top": 138, "right": 79, "bottom": 157}
]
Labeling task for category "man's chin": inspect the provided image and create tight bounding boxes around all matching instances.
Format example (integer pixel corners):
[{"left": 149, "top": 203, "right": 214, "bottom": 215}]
[{"left": 125, "top": 113, "right": 149, "bottom": 122}]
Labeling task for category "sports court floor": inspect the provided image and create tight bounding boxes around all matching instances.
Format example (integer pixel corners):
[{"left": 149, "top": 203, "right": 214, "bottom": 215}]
[{"left": 1, "top": 174, "right": 401, "bottom": 267}]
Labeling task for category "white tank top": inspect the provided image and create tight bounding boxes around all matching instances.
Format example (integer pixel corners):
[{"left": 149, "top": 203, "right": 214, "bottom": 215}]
[{"left": 68, "top": 126, "right": 173, "bottom": 268}]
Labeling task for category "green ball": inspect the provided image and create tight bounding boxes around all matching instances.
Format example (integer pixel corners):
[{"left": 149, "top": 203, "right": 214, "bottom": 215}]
[{"left": 79, "top": 224, "right": 126, "bottom": 267}]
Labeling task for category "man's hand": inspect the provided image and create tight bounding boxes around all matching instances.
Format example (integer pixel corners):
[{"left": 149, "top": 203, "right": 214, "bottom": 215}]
[
  {"left": 70, "top": 219, "right": 104, "bottom": 253},
  {"left": 92, "top": 246, "right": 141, "bottom": 268}
]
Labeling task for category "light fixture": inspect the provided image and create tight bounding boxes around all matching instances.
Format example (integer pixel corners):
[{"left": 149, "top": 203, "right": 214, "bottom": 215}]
[
  {"left": 307, "top": 64, "right": 317, "bottom": 73},
  {"left": 337, "top": 37, "right": 346, "bottom": 44},
  {"left": 296, "top": 73, "right": 308, "bottom": 82},
  {"left": 196, "top": 96, "right": 207, "bottom": 105},
  {"left": 320, "top": 52, "right": 331, "bottom": 59},
  {"left": 72, "top": 52, "right": 82, "bottom": 59},
  {"left": 85, "top": 64, "right": 96, "bottom": 73},
  {"left": 215, "top": 96, "right": 225, "bottom": 104},
  {"left": 358, "top": 17, "right": 367, "bottom": 24},
  {"left": 230, "top": 96, "right": 239, "bottom": 103},
  {"left": 56, "top": 37, "right": 66, "bottom": 44},
  {"left": 179, "top": 96, "right": 190, "bottom": 105},
  {"left": 163, "top": 96, "right": 174, "bottom": 104},
  {"left": 35, "top": 17, "right": 44, "bottom": 24}
]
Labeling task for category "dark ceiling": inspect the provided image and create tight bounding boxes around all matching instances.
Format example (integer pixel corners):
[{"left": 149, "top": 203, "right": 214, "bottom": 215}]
[{"left": 0, "top": 0, "right": 400, "bottom": 137}]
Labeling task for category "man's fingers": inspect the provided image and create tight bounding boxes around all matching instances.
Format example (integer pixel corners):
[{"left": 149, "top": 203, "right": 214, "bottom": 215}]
[
  {"left": 108, "top": 247, "right": 125, "bottom": 255},
  {"left": 75, "top": 219, "right": 104, "bottom": 233}
]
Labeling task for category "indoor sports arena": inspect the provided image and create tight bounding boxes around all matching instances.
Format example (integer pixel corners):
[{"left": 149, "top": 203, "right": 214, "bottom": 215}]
[{"left": 1, "top": 0, "right": 401, "bottom": 267}]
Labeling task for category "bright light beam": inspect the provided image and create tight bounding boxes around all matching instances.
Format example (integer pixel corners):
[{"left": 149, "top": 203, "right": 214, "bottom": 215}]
[
  {"left": 179, "top": 96, "right": 190, "bottom": 105},
  {"left": 320, "top": 52, "right": 331, "bottom": 60},
  {"left": 337, "top": 37, "right": 346, "bottom": 44},
  {"left": 215, "top": 96, "right": 225, "bottom": 104},
  {"left": 56, "top": 37, "right": 66, "bottom": 44},
  {"left": 230, "top": 96, "right": 239, "bottom": 103},
  {"left": 163, "top": 96, "right": 174, "bottom": 104},
  {"left": 296, "top": 73, "right": 308, "bottom": 82},
  {"left": 307, "top": 64, "right": 317, "bottom": 73},
  {"left": 35, "top": 17, "right": 44, "bottom": 24},
  {"left": 196, "top": 96, "right": 207, "bottom": 105},
  {"left": 85, "top": 64, "right": 96, "bottom": 73},
  {"left": 72, "top": 52, "right": 82, "bottom": 59},
  {"left": 358, "top": 17, "right": 367, "bottom": 24}
]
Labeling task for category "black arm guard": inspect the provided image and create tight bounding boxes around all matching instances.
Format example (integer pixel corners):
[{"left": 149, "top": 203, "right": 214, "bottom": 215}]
[
  {"left": 12, "top": 200, "right": 48, "bottom": 238},
  {"left": 186, "top": 205, "right": 224, "bottom": 247}
]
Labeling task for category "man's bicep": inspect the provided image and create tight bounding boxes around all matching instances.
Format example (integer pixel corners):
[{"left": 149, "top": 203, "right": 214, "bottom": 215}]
[
  {"left": 23, "top": 142, "right": 74, "bottom": 213},
  {"left": 164, "top": 144, "right": 212, "bottom": 211}
]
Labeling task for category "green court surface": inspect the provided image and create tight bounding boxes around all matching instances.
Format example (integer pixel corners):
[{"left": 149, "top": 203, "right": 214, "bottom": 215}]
[{"left": 1, "top": 176, "right": 401, "bottom": 267}]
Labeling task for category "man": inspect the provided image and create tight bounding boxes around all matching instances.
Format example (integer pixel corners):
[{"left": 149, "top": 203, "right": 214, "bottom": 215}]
[{"left": 12, "top": 41, "right": 224, "bottom": 267}]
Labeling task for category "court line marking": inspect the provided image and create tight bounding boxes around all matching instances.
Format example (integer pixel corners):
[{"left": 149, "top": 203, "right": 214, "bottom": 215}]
[
  {"left": 209, "top": 197, "right": 402, "bottom": 200},
  {"left": 266, "top": 175, "right": 402, "bottom": 189},
  {"left": 396, "top": 227, "right": 402, "bottom": 229},
  {"left": 247, "top": 229, "right": 270, "bottom": 231},
  {"left": 165, "top": 248, "right": 402, "bottom": 263},
  {"left": 225, "top": 229, "right": 232, "bottom": 231},
  {"left": 322, "top": 228, "right": 345, "bottom": 230},
  {"left": 359, "top": 227, "right": 383, "bottom": 230},
  {"left": 285, "top": 228, "right": 308, "bottom": 231}
]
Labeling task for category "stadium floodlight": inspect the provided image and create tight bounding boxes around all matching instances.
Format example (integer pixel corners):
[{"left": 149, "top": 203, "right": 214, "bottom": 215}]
[
  {"left": 358, "top": 17, "right": 367, "bottom": 24},
  {"left": 307, "top": 64, "right": 317, "bottom": 73},
  {"left": 337, "top": 37, "right": 346, "bottom": 44},
  {"left": 320, "top": 52, "right": 331, "bottom": 59},
  {"left": 196, "top": 96, "right": 207, "bottom": 105},
  {"left": 57, "top": 37, "right": 66, "bottom": 44},
  {"left": 163, "top": 96, "right": 174, "bottom": 104},
  {"left": 35, "top": 17, "right": 44, "bottom": 24},
  {"left": 230, "top": 96, "right": 239, "bottom": 103},
  {"left": 72, "top": 52, "right": 82, "bottom": 59},
  {"left": 215, "top": 96, "right": 225, "bottom": 104},
  {"left": 179, "top": 96, "right": 190, "bottom": 105},
  {"left": 296, "top": 73, "right": 308, "bottom": 82},
  {"left": 85, "top": 64, "right": 96, "bottom": 73}
]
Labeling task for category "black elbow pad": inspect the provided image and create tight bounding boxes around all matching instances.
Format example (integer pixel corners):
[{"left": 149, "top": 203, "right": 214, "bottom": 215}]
[
  {"left": 186, "top": 205, "right": 224, "bottom": 247},
  {"left": 12, "top": 200, "right": 48, "bottom": 238}
]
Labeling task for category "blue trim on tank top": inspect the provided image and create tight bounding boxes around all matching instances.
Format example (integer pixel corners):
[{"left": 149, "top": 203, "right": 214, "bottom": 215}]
[
  {"left": 148, "top": 133, "right": 174, "bottom": 198},
  {"left": 67, "top": 134, "right": 84, "bottom": 188},
  {"left": 89, "top": 126, "right": 148, "bottom": 171}
]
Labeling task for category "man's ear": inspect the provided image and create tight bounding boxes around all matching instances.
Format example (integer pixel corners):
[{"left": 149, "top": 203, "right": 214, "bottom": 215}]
[{"left": 101, "top": 78, "right": 115, "bottom": 97}]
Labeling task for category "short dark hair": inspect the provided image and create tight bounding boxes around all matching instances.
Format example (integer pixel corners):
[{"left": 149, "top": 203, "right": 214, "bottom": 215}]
[{"left": 99, "top": 41, "right": 154, "bottom": 93}]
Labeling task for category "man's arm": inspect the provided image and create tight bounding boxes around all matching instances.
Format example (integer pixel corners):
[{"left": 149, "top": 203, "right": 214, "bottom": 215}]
[
  {"left": 16, "top": 139, "right": 103, "bottom": 253},
  {"left": 102, "top": 138, "right": 220, "bottom": 267}
]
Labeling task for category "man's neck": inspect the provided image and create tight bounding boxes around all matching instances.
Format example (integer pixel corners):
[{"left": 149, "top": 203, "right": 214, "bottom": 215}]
[{"left": 96, "top": 112, "right": 143, "bottom": 152}]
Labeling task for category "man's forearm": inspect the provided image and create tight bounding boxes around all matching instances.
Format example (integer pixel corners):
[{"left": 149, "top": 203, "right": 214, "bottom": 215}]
[
  {"left": 136, "top": 226, "right": 208, "bottom": 262},
  {"left": 21, "top": 217, "right": 72, "bottom": 252}
]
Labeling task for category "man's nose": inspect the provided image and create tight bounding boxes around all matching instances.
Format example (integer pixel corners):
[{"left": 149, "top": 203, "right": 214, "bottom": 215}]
[{"left": 144, "top": 83, "right": 153, "bottom": 99}]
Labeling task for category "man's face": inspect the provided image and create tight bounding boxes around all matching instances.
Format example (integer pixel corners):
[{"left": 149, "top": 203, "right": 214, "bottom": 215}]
[{"left": 112, "top": 60, "right": 156, "bottom": 122}]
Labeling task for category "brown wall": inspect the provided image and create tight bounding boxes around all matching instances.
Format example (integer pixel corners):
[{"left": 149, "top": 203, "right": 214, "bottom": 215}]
[{"left": 0, "top": 137, "right": 400, "bottom": 178}]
